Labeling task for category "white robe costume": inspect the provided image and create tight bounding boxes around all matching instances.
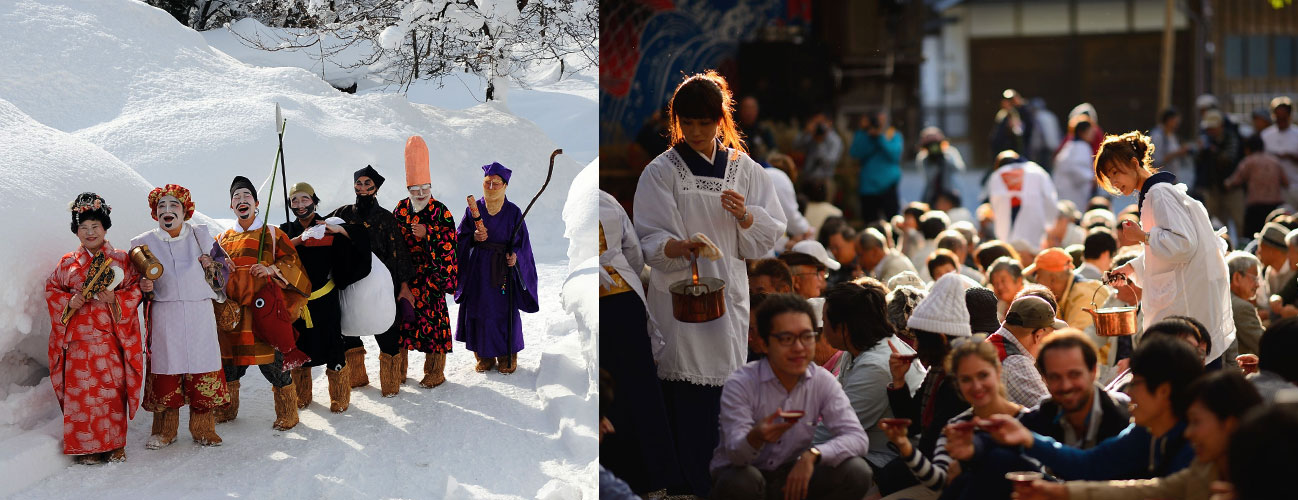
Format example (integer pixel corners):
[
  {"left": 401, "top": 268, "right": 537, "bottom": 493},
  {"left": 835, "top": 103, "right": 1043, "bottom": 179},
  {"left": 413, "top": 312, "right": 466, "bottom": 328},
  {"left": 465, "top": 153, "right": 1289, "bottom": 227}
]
[{"left": 635, "top": 142, "right": 786, "bottom": 386}]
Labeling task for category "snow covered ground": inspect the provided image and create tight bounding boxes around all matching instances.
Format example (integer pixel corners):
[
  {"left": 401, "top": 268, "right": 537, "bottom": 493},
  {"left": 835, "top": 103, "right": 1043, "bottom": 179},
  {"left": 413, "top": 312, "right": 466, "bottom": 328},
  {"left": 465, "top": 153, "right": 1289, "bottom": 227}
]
[{"left": 0, "top": 0, "right": 597, "bottom": 497}]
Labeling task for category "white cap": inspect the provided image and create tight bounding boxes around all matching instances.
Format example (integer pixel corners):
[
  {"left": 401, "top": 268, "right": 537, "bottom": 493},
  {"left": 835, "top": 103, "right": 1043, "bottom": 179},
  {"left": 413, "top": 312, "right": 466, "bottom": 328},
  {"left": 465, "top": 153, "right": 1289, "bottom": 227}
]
[
  {"left": 791, "top": 240, "right": 841, "bottom": 270},
  {"left": 1196, "top": 94, "right": 1219, "bottom": 110}
]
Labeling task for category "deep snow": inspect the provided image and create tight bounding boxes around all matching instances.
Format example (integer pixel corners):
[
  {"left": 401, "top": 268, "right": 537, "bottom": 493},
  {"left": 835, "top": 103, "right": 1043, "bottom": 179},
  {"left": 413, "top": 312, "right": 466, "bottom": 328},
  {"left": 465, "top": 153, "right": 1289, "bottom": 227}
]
[{"left": 0, "top": 0, "right": 597, "bottom": 497}]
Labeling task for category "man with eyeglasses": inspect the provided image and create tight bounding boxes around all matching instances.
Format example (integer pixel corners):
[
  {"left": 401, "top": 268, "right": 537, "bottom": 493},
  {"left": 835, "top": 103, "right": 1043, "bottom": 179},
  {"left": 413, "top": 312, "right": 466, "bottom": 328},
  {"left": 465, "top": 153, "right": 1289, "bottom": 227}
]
[
  {"left": 779, "top": 248, "right": 833, "bottom": 300},
  {"left": 710, "top": 293, "right": 872, "bottom": 500},
  {"left": 1226, "top": 251, "right": 1264, "bottom": 356},
  {"left": 329, "top": 165, "right": 417, "bottom": 397}
]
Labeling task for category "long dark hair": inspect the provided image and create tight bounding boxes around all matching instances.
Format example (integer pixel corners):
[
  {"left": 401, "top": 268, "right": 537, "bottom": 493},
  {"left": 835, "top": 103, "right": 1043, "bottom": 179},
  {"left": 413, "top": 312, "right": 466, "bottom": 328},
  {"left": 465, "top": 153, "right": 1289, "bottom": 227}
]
[
  {"left": 824, "top": 280, "right": 894, "bottom": 352},
  {"left": 668, "top": 70, "right": 746, "bottom": 153}
]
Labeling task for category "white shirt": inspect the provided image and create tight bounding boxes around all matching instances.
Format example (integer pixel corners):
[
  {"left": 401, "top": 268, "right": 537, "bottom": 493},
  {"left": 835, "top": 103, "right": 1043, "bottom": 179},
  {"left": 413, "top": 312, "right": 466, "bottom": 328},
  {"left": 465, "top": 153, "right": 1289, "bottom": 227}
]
[
  {"left": 130, "top": 223, "right": 223, "bottom": 374},
  {"left": 599, "top": 191, "right": 646, "bottom": 305},
  {"left": 1128, "top": 182, "right": 1236, "bottom": 363},
  {"left": 635, "top": 145, "right": 786, "bottom": 386},
  {"left": 764, "top": 167, "right": 810, "bottom": 254},
  {"left": 1262, "top": 124, "right": 1298, "bottom": 185},
  {"left": 1053, "top": 140, "right": 1095, "bottom": 210},
  {"left": 987, "top": 160, "right": 1058, "bottom": 256}
]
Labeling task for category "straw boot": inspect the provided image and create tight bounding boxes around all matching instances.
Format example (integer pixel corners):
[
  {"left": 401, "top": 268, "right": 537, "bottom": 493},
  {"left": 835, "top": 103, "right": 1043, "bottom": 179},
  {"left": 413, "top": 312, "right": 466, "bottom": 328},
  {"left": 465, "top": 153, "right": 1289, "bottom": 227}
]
[
  {"left": 189, "top": 409, "right": 222, "bottom": 446},
  {"left": 105, "top": 447, "right": 126, "bottom": 462},
  {"left": 326, "top": 365, "right": 350, "bottom": 412},
  {"left": 345, "top": 347, "right": 369, "bottom": 387},
  {"left": 420, "top": 352, "right": 446, "bottom": 388},
  {"left": 290, "top": 366, "right": 312, "bottom": 409},
  {"left": 397, "top": 350, "right": 409, "bottom": 385},
  {"left": 214, "top": 380, "right": 240, "bottom": 423},
  {"left": 378, "top": 353, "right": 399, "bottom": 397},
  {"left": 145, "top": 408, "right": 179, "bottom": 449},
  {"left": 496, "top": 353, "right": 517, "bottom": 374},
  {"left": 474, "top": 353, "right": 495, "bottom": 373},
  {"left": 272, "top": 383, "right": 300, "bottom": 431}
]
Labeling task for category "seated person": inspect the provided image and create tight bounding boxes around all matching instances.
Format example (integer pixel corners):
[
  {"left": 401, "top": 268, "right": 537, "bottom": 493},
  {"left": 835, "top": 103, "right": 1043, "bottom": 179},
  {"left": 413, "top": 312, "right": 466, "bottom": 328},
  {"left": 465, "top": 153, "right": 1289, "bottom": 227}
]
[
  {"left": 1020, "top": 331, "right": 1131, "bottom": 450},
  {"left": 1105, "top": 317, "right": 1206, "bottom": 393},
  {"left": 926, "top": 249, "right": 960, "bottom": 282},
  {"left": 1013, "top": 370, "right": 1263, "bottom": 500},
  {"left": 857, "top": 227, "right": 916, "bottom": 285},
  {"left": 1024, "top": 247, "right": 1110, "bottom": 353},
  {"left": 710, "top": 294, "right": 872, "bottom": 500},
  {"left": 937, "top": 230, "right": 984, "bottom": 284},
  {"left": 1226, "top": 399, "right": 1298, "bottom": 500},
  {"left": 816, "top": 281, "right": 920, "bottom": 483},
  {"left": 880, "top": 335, "right": 1039, "bottom": 499},
  {"left": 749, "top": 258, "right": 794, "bottom": 296},
  {"left": 988, "top": 296, "right": 1066, "bottom": 408},
  {"left": 978, "top": 337, "right": 1203, "bottom": 480},
  {"left": 1250, "top": 316, "right": 1298, "bottom": 404},
  {"left": 987, "top": 257, "right": 1025, "bottom": 321},
  {"left": 780, "top": 250, "right": 831, "bottom": 299}
]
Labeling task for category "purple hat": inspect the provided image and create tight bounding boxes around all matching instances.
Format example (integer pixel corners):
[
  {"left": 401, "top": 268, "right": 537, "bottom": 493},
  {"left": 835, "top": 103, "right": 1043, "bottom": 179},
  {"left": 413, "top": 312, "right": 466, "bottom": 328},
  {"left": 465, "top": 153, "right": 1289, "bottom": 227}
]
[{"left": 482, "top": 162, "right": 512, "bottom": 184}]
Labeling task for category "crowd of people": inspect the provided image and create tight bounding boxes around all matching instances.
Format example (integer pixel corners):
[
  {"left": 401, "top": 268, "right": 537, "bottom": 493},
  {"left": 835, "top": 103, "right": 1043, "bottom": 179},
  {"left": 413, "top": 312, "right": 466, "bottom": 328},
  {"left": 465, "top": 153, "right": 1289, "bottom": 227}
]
[
  {"left": 600, "top": 69, "right": 1298, "bottom": 500},
  {"left": 44, "top": 138, "right": 539, "bottom": 463}
]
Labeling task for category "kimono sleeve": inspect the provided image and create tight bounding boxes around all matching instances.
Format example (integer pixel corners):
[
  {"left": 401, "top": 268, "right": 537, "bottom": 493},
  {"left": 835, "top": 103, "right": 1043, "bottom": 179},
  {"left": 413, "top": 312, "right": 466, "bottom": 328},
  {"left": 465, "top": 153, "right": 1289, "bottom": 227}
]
[
  {"left": 634, "top": 161, "right": 691, "bottom": 273},
  {"left": 735, "top": 158, "right": 786, "bottom": 260},
  {"left": 510, "top": 213, "right": 540, "bottom": 314},
  {"left": 429, "top": 204, "right": 459, "bottom": 293},
  {"left": 45, "top": 256, "right": 73, "bottom": 387},
  {"left": 270, "top": 227, "right": 312, "bottom": 296},
  {"left": 332, "top": 223, "right": 372, "bottom": 289},
  {"left": 111, "top": 253, "right": 143, "bottom": 322}
]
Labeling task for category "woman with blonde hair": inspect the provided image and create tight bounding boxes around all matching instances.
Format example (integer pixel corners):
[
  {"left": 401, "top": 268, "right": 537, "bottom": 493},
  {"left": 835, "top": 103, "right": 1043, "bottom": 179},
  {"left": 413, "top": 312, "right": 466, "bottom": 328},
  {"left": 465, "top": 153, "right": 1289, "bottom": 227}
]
[
  {"left": 633, "top": 69, "right": 786, "bottom": 496},
  {"left": 880, "top": 336, "right": 1039, "bottom": 499},
  {"left": 1099, "top": 131, "right": 1235, "bottom": 368}
]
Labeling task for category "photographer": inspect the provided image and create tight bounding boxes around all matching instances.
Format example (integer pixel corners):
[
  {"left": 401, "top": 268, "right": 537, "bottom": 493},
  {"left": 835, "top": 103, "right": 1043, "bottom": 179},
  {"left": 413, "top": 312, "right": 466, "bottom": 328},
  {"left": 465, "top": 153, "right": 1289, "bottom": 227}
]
[
  {"left": 794, "top": 112, "right": 844, "bottom": 188},
  {"left": 916, "top": 126, "right": 965, "bottom": 206},
  {"left": 850, "top": 110, "right": 904, "bottom": 223}
]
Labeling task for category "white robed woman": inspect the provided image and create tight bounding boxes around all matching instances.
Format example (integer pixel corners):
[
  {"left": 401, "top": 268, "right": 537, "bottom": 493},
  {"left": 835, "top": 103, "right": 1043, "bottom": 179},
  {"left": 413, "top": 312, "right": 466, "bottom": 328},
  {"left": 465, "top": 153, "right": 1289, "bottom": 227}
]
[
  {"left": 633, "top": 70, "right": 786, "bottom": 497},
  {"left": 1099, "top": 131, "right": 1237, "bottom": 368}
]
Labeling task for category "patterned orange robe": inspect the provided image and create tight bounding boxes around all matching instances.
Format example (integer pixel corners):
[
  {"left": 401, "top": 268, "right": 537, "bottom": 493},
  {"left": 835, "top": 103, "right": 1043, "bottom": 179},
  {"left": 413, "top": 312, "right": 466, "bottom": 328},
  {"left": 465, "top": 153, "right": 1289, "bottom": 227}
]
[
  {"left": 217, "top": 223, "right": 311, "bottom": 366},
  {"left": 44, "top": 243, "right": 144, "bottom": 455}
]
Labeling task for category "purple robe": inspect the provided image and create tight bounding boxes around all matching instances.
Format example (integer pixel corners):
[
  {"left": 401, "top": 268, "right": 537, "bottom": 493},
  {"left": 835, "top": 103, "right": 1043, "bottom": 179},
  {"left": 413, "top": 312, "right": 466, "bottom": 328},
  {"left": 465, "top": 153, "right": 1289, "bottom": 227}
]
[{"left": 454, "top": 197, "right": 539, "bottom": 357}]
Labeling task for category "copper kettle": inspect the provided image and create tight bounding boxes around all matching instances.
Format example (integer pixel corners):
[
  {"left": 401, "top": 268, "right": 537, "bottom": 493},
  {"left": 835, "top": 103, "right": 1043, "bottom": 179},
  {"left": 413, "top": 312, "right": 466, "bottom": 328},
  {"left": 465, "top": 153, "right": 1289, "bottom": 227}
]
[
  {"left": 1081, "top": 274, "right": 1138, "bottom": 337},
  {"left": 669, "top": 251, "right": 726, "bottom": 323}
]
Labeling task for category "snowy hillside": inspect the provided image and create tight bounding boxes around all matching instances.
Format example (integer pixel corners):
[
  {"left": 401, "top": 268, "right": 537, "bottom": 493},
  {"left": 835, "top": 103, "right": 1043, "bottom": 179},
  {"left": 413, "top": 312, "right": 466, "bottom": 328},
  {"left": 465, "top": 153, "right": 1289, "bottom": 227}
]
[{"left": 0, "top": 0, "right": 597, "bottom": 497}]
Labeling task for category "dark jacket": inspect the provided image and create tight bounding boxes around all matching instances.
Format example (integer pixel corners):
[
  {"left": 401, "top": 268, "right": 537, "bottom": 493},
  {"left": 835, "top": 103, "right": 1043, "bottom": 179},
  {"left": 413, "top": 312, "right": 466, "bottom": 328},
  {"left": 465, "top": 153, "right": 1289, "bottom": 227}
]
[
  {"left": 887, "top": 369, "right": 969, "bottom": 458},
  {"left": 1019, "top": 385, "right": 1131, "bottom": 450}
]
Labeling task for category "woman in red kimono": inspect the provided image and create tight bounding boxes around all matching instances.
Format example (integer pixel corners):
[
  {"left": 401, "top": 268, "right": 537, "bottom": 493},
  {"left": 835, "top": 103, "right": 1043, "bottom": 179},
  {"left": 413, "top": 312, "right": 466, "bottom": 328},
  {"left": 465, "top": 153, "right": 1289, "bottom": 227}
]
[{"left": 44, "top": 192, "right": 144, "bottom": 464}]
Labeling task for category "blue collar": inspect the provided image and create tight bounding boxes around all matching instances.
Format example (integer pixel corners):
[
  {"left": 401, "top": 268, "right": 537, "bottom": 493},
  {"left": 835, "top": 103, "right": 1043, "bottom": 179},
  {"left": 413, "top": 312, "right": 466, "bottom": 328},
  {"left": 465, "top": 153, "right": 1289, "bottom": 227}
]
[
  {"left": 673, "top": 139, "right": 729, "bottom": 179},
  {"left": 1137, "top": 171, "right": 1177, "bottom": 215}
]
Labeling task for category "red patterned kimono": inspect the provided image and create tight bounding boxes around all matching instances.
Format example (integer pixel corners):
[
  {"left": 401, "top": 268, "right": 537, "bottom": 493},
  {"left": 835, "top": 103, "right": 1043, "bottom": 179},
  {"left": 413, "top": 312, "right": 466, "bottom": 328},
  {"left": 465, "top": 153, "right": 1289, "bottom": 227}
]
[
  {"left": 44, "top": 243, "right": 144, "bottom": 455},
  {"left": 394, "top": 198, "right": 458, "bottom": 353}
]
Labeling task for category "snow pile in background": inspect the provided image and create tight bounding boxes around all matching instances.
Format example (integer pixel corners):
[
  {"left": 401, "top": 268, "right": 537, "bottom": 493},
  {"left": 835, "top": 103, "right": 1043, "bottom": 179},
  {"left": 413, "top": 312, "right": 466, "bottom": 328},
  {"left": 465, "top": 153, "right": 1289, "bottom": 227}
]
[{"left": 0, "top": 0, "right": 595, "bottom": 496}]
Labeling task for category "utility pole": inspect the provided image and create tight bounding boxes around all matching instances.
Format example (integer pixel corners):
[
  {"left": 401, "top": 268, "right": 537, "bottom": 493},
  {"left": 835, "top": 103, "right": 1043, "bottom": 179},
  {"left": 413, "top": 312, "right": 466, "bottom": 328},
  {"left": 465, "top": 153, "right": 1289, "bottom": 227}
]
[{"left": 1158, "top": 0, "right": 1176, "bottom": 112}]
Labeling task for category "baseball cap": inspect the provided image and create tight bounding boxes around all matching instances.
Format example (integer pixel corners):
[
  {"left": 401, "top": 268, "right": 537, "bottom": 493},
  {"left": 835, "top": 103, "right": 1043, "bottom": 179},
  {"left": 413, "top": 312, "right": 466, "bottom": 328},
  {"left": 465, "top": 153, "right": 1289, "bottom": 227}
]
[
  {"left": 1005, "top": 296, "right": 1069, "bottom": 330},
  {"left": 1023, "top": 247, "right": 1075, "bottom": 276},
  {"left": 791, "top": 240, "right": 841, "bottom": 271}
]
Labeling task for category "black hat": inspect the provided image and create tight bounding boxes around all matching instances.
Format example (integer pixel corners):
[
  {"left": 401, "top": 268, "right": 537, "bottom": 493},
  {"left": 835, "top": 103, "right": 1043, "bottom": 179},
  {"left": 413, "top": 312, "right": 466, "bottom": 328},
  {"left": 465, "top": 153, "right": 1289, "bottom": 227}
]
[
  {"left": 354, "top": 165, "right": 385, "bottom": 190},
  {"left": 965, "top": 287, "right": 1001, "bottom": 334},
  {"left": 230, "top": 176, "right": 258, "bottom": 202},
  {"left": 69, "top": 192, "right": 112, "bottom": 234}
]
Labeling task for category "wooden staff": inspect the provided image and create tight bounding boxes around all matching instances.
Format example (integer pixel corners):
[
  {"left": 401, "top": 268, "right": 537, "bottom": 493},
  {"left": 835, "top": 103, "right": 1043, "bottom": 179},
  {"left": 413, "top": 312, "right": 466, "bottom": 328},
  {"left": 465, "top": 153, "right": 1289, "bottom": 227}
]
[{"left": 467, "top": 195, "right": 487, "bottom": 235}]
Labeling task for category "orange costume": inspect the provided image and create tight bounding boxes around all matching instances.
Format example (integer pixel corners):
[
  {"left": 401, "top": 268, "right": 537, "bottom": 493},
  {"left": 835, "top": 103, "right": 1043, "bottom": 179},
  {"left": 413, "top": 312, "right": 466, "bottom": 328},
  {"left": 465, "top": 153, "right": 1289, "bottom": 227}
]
[{"left": 216, "top": 221, "right": 311, "bottom": 366}]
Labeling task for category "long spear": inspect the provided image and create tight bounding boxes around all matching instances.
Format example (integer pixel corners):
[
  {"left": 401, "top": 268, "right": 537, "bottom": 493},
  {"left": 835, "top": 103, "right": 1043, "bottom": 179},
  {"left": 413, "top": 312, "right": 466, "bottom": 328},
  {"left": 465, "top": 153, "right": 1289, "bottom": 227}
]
[{"left": 276, "top": 103, "right": 290, "bottom": 224}]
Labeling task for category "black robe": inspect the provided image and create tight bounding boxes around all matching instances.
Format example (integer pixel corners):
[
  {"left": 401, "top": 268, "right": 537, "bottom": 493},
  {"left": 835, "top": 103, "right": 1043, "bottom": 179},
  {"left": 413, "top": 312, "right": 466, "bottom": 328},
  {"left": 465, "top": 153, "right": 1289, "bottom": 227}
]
[{"left": 280, "top": 214, "right": 370, "bottom": 370}]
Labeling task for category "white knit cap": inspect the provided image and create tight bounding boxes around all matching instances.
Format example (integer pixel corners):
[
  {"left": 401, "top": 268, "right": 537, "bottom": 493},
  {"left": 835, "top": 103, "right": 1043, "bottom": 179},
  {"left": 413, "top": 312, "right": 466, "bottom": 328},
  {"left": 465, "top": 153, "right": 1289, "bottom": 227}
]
[{"left": 907, "top": 273, "right": 980, "bottom": 337}]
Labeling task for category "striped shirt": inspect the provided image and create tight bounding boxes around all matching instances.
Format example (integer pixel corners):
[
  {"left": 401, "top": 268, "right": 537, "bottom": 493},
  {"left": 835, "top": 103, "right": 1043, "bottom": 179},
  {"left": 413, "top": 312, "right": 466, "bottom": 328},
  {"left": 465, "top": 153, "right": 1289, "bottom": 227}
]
[{"left": 903, "top": 406, "right": 1029, "bottom": 491}]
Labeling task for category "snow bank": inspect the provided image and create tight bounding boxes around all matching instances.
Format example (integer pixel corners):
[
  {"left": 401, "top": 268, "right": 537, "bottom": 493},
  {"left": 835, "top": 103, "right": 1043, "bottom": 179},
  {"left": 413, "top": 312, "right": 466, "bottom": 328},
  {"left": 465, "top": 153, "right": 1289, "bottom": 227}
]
[{"left": 0, "top": 0, "right": 581, "bottom": 261}]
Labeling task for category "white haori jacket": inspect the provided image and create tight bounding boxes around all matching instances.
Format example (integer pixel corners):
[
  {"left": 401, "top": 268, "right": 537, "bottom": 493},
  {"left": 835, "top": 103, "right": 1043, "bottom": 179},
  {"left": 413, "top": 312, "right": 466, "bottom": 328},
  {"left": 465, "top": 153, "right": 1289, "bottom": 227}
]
[
  {"left": 131, "top": 222, "right": 222, "bottom": 374},
  {"left": 635, "top": 144, "right": 786, "bottom": 386},
  {"left": 1127, "top": 181, "right": 1236, "bottom": 363},
  {"left": 987, "top": 159, "right": 1058, "bottom": 255}
]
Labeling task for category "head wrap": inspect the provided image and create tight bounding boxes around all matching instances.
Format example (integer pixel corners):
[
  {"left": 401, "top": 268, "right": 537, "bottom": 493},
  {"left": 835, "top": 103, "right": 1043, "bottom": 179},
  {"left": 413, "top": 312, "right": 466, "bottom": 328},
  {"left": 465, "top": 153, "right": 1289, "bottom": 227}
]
[
  {"left": 147, "top": 184, "right": 195, "bottom": 221},
  {"left": 69, "top": 192, "right": 112, "bottom": 234},
  {"left": 230, "top": 175, "right": 258, "bottom": 202},
  {"left": 354, "top": 165, "right": 385, "bottom": 189},
  {"left": 482, "top": 162, "right": 512, "bottom": 185}
]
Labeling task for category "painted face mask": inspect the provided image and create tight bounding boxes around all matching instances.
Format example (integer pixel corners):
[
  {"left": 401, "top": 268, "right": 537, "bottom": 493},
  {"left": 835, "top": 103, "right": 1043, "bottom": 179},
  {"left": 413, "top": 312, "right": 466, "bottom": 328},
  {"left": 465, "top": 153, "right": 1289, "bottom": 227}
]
[{"left": 156, "top": 195, "right": 185, "bottom": 232}]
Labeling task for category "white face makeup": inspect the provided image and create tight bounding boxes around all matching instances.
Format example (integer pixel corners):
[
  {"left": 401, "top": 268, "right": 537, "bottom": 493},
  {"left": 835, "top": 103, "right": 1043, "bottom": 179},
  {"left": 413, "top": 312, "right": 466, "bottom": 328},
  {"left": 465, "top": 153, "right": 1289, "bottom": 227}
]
[
  {"left": 408, "top": 184, "right": 432, "bottom": 209},
  {"left": 156, "top": 195, "right": 184, "bottom": 232},
  {"left": 230, "top": 188, "right": 256, "bottom": 220}
]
